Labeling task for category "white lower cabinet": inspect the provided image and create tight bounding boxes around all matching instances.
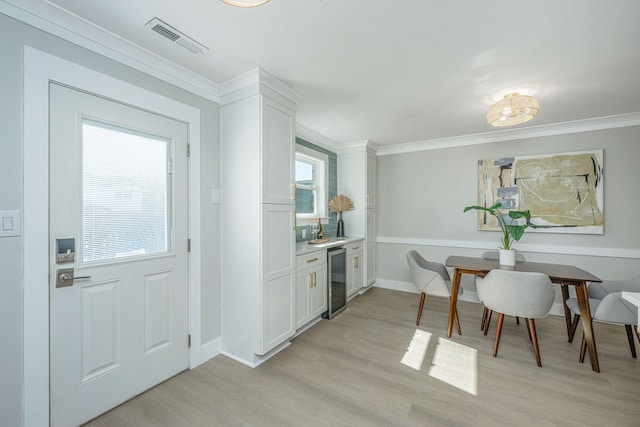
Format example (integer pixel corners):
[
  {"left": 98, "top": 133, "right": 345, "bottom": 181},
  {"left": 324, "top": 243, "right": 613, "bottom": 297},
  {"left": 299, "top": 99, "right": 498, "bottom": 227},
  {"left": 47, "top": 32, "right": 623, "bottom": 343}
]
[
  {"left": 346, "top": 241, "right": 365, "bottom": 298},
  {"left": 295, "top": 251, "right": 327, "bottom": 329}
]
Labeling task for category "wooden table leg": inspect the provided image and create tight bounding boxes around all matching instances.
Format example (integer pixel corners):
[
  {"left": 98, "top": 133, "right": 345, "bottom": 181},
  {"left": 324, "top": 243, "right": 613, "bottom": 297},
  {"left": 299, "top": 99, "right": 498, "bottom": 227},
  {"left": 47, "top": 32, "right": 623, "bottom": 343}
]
[
  {"left": 560, "top": 284, "right": 572, "bottom": 341},
  {"left": 447, "top": 268, "right": 462, "bottom": 338},
  {"left": 575, "top": 281, "right": 600, "bottom": 372}
]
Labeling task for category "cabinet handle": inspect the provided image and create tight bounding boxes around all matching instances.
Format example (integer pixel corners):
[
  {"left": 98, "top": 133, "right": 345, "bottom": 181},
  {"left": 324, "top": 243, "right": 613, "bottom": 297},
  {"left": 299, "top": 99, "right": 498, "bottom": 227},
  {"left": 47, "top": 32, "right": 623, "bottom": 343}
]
[
  {"left": 313, "top": 271, "right": 317, "bottom": 287},
  {"left": 292, "top": 183, "right": 296, "bottom": 200},
  {"left": 306, "top": 257, "right": 318, "bottom": 263},
  {"left": 309, "top": 272, "right": 313, "bottom": 288},
  {"left": 366, "top": 194, "right": 370, "bottom": 207},
  {"left": 352, "top": 246, "right": 360, "bottom": 250},
  {"left": 355, "top": 256, "right": 359, "bottom": 269}
]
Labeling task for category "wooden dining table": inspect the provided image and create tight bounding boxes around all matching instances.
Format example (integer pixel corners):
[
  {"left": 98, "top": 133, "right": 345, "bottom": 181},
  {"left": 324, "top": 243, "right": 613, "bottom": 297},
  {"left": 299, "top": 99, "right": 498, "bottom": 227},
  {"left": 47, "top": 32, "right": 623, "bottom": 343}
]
[{"left": 445, "top": 255, "right": 603, "bottom": 372}]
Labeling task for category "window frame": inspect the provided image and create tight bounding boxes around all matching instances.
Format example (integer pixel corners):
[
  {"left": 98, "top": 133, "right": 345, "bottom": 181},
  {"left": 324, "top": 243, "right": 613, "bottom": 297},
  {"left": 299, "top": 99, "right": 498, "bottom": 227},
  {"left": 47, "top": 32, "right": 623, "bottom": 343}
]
[{"left": 295, "top": 144, "right": 328, "bottom": 225}]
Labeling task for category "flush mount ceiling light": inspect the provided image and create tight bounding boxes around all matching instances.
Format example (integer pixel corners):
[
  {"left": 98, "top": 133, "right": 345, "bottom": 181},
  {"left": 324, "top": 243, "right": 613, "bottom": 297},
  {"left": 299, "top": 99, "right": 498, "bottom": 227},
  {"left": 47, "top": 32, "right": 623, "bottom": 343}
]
[
  {"left": 486, "top": 92, "right": 540, "bottom": 127},
  {"left": 220, "top": 0, "right": 270, "bottom": 7}
]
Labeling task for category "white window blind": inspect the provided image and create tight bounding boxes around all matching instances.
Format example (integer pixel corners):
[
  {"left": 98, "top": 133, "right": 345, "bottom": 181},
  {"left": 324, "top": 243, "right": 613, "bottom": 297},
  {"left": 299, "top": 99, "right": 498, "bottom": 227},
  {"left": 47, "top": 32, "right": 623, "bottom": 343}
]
[{"left": 82, "top": 119, "right": 171, "bottom": 262}]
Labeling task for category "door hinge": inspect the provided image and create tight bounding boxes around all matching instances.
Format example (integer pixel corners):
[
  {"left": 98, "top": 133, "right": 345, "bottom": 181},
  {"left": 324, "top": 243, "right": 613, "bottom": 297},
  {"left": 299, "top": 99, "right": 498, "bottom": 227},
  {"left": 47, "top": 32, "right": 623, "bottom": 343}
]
[
  {"left": 188, "top": 238, "right": 191, "bottom": 252},
  {"left": 188, "top": 334, "right": 191, "bottom": 348},
  {"left": 187, "top": 143, "right": 191, "bottom": 157}
]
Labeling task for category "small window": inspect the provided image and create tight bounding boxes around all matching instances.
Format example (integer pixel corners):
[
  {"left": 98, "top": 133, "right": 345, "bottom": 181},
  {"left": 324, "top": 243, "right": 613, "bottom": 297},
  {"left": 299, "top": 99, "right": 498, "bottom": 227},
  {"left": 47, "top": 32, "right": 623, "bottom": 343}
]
[{"left": 295, "top": 145, "right": 328, "bottom": 224}]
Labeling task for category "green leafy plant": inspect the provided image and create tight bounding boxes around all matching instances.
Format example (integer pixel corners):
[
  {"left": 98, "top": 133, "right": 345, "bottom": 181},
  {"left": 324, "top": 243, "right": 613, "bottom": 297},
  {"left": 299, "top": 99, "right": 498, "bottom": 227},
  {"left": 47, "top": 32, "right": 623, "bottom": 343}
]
[{"left": 464, "top": 203, "right": 533, "bottom": 250}]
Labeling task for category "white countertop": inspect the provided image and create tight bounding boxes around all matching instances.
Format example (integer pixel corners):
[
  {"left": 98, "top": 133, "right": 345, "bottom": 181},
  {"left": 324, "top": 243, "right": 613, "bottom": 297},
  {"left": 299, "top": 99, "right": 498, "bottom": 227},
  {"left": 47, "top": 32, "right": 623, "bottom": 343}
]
[{"left": 296, "top": 236, "right": 364, "bottom": 256}]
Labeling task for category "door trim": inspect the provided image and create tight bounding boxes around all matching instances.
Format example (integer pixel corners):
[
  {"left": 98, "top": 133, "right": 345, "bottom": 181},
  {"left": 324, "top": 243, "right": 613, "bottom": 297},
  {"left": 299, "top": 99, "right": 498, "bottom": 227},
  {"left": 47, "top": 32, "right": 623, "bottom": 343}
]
[{"left": 23, "top": 46, "right": 202, "bottom": 426}]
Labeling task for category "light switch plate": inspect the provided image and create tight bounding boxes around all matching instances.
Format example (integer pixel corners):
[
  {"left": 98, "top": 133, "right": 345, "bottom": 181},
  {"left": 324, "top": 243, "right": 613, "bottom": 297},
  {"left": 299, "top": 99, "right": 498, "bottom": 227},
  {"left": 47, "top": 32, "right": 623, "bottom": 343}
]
[{"left": 0, "top": 210, "right": 21, "bottom": 237}]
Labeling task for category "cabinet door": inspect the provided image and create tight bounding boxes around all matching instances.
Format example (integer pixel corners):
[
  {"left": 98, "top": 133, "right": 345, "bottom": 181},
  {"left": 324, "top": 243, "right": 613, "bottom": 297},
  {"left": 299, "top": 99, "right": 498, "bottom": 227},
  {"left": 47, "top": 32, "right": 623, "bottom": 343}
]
[
  {"left": 261, "top": 204, "right": 295, "bottom": 354},
  {"left": 295, "top": 269, "right": 312, "bottom": 328},
  {"left": 346, "top": 252, "right": 356, "bottom": 297},
  {"left": 261, "top": 96, "right": 294, "bottom": 205},
  {"left": 366, "top": 209, "right": 376, "bottom": 285},
  {"left": 353, "top": 250, "right": 364, "bottom": 290},
  {"left": 366, "top": 209, "right": 376, "bottom": 244},
  {"left": 310, "top": 265, "right": 328, "bottom": 318},
  {"left": 366, "top": 151, "right": 376, "bottom": 208},
  {"left": 366, "top": 245, "right": 376, "bottom": 285}
]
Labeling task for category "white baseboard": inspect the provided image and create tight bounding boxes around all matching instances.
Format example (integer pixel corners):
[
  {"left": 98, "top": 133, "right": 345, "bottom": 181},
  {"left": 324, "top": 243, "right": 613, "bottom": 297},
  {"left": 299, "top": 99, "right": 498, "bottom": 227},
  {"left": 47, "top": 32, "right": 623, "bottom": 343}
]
[
  {"left": 200, "top": 337, "right": 222, "bottom": 364},
  {"left": 220, "top": 340, "right": 292, "bottom": 368}
]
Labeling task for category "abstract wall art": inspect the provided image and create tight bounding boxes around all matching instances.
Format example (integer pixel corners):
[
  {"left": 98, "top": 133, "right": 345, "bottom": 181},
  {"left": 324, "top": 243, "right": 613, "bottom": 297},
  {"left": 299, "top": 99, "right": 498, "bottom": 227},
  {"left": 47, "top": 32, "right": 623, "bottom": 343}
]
[{"left": 477, "top": 150, "right": 604, "bottom": 234}]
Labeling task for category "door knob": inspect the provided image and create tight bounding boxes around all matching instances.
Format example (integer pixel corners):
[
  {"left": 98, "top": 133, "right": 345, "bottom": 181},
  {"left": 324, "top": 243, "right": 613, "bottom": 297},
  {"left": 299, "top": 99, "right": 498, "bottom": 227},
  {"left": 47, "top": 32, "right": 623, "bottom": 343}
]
[{"left": 56, "top": 268, "right": 91, "bottom": 288}]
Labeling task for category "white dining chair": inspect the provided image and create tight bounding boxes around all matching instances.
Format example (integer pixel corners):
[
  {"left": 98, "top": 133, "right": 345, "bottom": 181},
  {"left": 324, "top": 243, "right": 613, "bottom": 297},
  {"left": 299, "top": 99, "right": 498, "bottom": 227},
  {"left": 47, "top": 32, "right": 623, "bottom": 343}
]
[
  {"left": 479, "top": 251, "right": 527, "bottom": 332},
  {"left": 566, "top": 277, "right": 640, "bottom": 362},
  {"left": 406, "top": 250, "right": 461, "bottom": 334},
  {"left": 476, "top": 269, "right": 555, "bottom": 367}
]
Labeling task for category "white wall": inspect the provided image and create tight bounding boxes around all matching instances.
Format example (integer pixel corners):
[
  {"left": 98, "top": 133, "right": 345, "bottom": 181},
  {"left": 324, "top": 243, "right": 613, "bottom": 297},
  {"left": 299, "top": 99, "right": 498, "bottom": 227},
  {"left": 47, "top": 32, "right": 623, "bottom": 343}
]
[
  {"left": 0, "top": 12, "right": 221, "bottom": 426},
  {"left": 375, "top": 126, "right": 640, "bottom": 299}
]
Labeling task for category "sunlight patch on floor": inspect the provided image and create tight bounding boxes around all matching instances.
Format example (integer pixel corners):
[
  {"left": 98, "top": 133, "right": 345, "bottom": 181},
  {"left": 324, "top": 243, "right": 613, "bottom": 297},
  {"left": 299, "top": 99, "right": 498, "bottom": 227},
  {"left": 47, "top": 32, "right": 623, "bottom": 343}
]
[
  {"left": 428, "top": 337, "right": 478, "bottom": 395},
  {"left": 401, "top": 329, "right": 432, "bottom": 370}
]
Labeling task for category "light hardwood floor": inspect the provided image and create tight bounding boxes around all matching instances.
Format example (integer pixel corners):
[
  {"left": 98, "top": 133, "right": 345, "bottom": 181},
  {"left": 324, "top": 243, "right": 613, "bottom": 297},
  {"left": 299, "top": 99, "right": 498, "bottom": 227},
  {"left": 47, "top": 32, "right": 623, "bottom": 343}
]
[{"left": 85, "top": 288, "right": 640, "bottom": 427}]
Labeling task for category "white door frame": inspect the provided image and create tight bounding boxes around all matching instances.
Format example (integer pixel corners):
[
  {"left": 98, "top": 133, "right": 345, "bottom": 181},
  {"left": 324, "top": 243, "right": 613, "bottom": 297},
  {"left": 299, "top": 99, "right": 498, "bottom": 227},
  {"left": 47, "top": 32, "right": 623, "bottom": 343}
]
[{"left": 23, "top": 46, "right": 202, "bottom": 426}]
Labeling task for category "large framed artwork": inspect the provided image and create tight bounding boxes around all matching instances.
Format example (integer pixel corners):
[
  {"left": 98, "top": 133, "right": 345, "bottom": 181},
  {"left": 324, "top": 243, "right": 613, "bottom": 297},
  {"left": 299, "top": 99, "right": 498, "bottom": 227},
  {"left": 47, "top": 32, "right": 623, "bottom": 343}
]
[{"left": 476, "top": 150, "right": 604, "bottom": 234}]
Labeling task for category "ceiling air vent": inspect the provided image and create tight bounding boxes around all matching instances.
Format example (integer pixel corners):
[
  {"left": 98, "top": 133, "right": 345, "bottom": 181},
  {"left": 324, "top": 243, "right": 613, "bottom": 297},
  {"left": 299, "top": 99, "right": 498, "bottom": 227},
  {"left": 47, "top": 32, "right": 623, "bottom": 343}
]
[{"left": 145, "top": 18, "right": 209, "bottom": 55}]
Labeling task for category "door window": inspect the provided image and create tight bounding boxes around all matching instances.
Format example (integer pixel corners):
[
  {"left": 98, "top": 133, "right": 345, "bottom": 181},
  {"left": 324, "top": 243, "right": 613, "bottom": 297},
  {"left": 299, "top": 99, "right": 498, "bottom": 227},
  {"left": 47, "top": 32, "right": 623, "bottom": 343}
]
[{"left": 82, "top": 119, "right": 172, "bottom": 262}]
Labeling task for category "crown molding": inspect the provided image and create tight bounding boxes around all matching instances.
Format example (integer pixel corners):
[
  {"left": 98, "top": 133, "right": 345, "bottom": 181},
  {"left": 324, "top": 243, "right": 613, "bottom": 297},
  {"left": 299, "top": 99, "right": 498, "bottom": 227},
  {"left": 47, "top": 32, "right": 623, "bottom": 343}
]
[
  {"left": 1, "top": 0, "right": 220, "bottom": 102},
  {"left": 376, "top": 112, "right": 640, "bottom": 156},
  {"left": 218, "top": 67, "right": 303, "bottom": 108},
  {"left": 295, "top": 124, "right": 338, "bottom": 152},
  {"left": 337, "top": 139, "right": 378, "bottom": 155}
]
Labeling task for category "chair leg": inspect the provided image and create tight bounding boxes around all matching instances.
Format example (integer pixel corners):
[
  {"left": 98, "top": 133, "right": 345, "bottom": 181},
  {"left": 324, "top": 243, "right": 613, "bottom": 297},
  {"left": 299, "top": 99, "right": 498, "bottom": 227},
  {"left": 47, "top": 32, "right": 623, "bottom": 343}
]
[
  {"left": 526, "top": 318, "right": 533, "bottom": 342},
  {"left": 579, "top": 332, "right": 587, "bottom": 363},
  {"left": 527, "top": 318, "right": 542, "bottom": 367},
  {"left": 516, "top": 316, "right": 520, "bottom": 325},
  {"left": 568, "top": 314, "right": 581, "bottom": 343},
  {"left": 484, "top": 309, "right": 493, "bottom": 336},
  {"left": 493, "top": 313, "right": 505, "bottom": 357},
  {"left": 416, "top": 292, "right": 426, "bottom": 326},
  {"left": 481, "top": 307, "right": 488, "bottom": 331},
  {"left": 625, "top": 325, "right": 637, "bottom": 358},
  {"left": 636, "top": 325, "right": 640, "bottom": 344},
  {"left": 454, "top": 308, "right": 462, "bottom": 336}
]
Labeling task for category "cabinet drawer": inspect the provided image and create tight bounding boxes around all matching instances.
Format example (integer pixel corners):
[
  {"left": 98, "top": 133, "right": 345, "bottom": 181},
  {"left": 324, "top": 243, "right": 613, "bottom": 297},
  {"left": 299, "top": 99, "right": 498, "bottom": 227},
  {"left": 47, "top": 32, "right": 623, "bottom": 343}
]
[
  {"left": 296, "top": 251, "right": 326, "bottom": 271},
  {"left": 345, "top": 241, "right": 364, "bottom": 255}
]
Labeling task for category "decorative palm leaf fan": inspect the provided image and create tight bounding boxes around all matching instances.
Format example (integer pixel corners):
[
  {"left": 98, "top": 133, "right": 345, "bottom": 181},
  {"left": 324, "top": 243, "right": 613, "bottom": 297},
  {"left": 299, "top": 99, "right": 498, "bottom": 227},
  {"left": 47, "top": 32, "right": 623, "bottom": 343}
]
[
  {"left": 328, "top": 194, "right": 354, "bottom": 212},
  {"left": 328, "top": 195, "right": 354, "bottom": 237}
]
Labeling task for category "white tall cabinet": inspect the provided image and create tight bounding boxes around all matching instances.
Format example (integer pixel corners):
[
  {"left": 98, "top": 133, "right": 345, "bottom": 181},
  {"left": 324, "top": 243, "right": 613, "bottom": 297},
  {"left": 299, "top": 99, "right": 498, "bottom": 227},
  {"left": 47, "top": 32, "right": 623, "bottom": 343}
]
[
  {"left": 220, "top": 70, "right": 299, "bottom": 366},
  {"left": 338, "top": 141, "right": 377, "bottom": 287}
]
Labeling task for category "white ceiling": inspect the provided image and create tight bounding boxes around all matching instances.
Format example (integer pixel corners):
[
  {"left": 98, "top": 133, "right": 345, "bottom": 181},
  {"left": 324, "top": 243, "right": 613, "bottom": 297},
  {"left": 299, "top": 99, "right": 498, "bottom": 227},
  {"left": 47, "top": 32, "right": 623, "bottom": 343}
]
[{"left": 13, "top": 0, "right": 640, "bottom": 147}]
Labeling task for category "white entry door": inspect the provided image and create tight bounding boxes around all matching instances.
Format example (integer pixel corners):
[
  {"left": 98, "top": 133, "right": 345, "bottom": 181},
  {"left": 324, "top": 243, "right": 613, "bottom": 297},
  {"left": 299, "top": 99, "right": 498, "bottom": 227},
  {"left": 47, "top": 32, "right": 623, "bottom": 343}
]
[{"left": 49, "top": 83, "right": 190, "bottom": 426}]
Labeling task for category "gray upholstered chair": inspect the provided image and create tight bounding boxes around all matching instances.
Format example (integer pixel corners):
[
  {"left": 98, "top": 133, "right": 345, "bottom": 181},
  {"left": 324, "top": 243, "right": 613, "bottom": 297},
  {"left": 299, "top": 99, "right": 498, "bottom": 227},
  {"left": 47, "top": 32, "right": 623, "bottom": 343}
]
[
  {"left": 476, "top": 270, "right": 555, "bottom": 367},
  {"left": 479, "top": 251, "right": 527, "bottom": 331},
  {"left": 565, "top": 277, "right": 640, "bottom": 362},
  {"left": 406, "top": 250, "right": 461, "bottom": 334}
]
